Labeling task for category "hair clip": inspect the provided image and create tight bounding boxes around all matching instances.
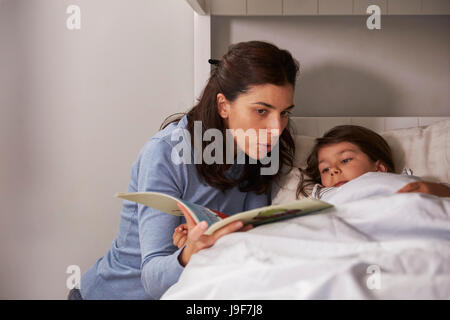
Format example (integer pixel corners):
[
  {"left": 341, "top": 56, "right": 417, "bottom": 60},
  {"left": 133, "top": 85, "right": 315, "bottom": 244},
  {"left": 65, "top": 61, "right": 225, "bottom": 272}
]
[{"left": 208, "top": 59, "right": 220, "bottom": 65}]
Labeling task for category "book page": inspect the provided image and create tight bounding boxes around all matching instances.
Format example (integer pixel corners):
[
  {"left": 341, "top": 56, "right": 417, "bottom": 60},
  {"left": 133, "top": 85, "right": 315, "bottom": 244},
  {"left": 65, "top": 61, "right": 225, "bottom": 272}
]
[
  {"left": 204, "top": 198, "right": 332, "bottom": 235},
  {"left": 115, "top": 192, "right": 222, "bottom": 225},
  {"left": 115, "top": 192, "right": 185, "bottom": 216}
]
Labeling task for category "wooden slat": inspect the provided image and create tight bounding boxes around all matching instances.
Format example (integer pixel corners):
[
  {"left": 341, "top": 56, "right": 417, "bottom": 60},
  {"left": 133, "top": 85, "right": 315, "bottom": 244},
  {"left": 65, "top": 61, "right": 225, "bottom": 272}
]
[
  {"left": 283, "top": 0, "right": 318, "bottom": 15},
  {"left": 290, "top": 117, "right": 450, "bottom": 136},
  {"left": 247, "top": 0, "right": 282, "bottom": 15}
]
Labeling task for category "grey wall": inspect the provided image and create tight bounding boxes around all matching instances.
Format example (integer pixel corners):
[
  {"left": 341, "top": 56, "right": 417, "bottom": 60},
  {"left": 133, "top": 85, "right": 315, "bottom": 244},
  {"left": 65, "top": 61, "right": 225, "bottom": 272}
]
[
  {"left": 0, "top": 0, "right": 193, "bottom": 299},
  {"left": 212, "top": 15, "right": 450, "bottom": 116}
]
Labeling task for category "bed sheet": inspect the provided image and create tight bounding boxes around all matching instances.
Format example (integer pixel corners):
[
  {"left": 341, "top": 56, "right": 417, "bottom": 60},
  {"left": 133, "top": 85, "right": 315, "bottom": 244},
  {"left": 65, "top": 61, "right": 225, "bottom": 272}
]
[{"left": 162, "top": 173, "right": 450, "bottom": 299}]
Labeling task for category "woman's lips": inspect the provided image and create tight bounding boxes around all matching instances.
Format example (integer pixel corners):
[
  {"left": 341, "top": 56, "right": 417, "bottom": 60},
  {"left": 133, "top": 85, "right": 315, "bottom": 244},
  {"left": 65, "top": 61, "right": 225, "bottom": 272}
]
[{"left": 334, "top": 181, "right": 347, "bottom": 187}]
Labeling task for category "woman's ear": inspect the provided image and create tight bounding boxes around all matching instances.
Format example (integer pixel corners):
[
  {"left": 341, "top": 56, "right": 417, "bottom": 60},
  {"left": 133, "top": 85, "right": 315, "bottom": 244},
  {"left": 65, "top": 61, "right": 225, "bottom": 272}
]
[
  {"left": 375, "top": 160, "right": 388, "bottom": 173},
  {"left": 217, "top": 93, "right": 230, "bottom": 119}
]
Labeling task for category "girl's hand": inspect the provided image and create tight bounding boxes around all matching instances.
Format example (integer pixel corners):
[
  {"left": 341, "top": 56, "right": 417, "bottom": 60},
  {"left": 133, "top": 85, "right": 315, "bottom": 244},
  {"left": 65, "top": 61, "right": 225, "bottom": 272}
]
[
  {"left": 172, "top": 224, "right": 188, "bottom": 249},
  {"left": 176, "top": 203, "right": 253, "bottom": 267},
  {"left": 396, "top": 181, "right": 450, "bottom": 197}
]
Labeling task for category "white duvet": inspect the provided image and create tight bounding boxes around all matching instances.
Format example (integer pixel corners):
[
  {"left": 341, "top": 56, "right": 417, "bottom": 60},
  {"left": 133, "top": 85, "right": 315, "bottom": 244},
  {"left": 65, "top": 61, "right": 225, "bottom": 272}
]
[{"left": 162, "top": 172, "right": 450, "bottom": 299}]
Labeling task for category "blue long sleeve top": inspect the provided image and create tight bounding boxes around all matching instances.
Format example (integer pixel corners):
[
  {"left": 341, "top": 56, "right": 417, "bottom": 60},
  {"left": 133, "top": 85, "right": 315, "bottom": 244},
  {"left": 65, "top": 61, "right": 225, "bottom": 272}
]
[{"left": 80, "top": 115, "right": 271, "bottom": 299}]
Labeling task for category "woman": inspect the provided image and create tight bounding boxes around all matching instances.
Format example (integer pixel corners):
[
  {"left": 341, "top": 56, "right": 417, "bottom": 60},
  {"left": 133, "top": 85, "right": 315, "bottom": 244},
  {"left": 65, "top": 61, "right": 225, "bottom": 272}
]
[{"left": 72, "top": 41, "right": 300, "bottom": 299}]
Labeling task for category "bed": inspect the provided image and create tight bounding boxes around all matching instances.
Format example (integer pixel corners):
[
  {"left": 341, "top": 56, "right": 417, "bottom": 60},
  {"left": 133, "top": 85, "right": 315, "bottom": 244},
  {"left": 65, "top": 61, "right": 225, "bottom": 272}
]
[{"left": 161, "top": 117, "right": 450, "bottom": 300}]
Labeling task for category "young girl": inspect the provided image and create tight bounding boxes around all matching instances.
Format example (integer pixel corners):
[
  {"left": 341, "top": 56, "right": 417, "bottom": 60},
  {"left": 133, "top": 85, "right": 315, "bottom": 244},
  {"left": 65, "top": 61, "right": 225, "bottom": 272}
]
[{"left": 296, "top": 125, "right": 450, "bottom": 200}]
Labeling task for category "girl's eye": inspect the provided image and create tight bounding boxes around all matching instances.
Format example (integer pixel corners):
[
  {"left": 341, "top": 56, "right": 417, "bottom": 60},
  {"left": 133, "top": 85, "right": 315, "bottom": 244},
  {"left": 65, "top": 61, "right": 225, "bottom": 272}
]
[
  {"left": 342, "top": 158, "right": 352, "bottom": 164},
  {"left": 321, "top": 168, "right": 329, "bottom": 174}
]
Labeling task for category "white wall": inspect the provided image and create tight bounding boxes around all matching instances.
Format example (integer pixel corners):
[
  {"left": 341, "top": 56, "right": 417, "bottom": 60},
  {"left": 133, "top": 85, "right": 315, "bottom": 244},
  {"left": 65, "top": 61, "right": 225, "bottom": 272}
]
[
  {"left": 0, "top": 0, "right": 194, "bottom": 299},
  {"left": 212, "top": 15, "right": 450, "bottom": 116}
]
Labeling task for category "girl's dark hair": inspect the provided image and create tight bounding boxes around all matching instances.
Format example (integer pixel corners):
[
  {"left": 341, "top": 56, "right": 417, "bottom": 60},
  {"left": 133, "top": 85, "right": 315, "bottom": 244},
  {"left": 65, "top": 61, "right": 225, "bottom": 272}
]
[
  {"left": 160, "top": 41, "right": 300, "bottom": 194},
  {"left": 296, "top": 125, "right": 396, "bottom": 198}
]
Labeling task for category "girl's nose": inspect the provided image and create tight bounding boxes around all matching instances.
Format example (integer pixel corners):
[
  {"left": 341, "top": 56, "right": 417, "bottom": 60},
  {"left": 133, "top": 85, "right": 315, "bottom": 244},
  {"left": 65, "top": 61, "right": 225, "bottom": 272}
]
[{"left": 330, "top": 167, "right": 340, "bottom": 175}]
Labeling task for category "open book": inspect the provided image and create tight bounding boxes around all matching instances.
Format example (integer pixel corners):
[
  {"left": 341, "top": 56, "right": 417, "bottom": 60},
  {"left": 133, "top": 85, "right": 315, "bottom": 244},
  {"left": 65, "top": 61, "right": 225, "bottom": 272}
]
[{"left": 115, "top": 192, "right": 333, "bottom": 235}]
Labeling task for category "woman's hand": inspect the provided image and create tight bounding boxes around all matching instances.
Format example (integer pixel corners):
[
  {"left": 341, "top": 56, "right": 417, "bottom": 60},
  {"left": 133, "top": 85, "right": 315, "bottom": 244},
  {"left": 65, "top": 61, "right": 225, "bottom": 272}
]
[
  {"left": 396, "top": 181, "right": 450, "bottom": 197},
  {"left": 176, "top": 203, "right": 253, "bottom": 267},
  {"left": 172, "top": 224, "right": 188, "bottom": 249}
]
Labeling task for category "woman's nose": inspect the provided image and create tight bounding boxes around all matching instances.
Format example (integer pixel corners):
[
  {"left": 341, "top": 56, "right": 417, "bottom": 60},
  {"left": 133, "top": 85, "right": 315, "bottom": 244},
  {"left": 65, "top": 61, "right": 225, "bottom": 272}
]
[{"left": 267, "top": 115, "right": 283, "bottom": 135}]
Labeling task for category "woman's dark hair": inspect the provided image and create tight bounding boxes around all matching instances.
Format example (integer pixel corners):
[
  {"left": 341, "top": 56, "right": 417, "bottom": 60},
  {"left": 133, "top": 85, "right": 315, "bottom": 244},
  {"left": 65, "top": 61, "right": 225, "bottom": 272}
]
[
  {"left": 296, "top": 125, "right": 396, "bottom": 198},
  {"left": 159, "top": 41, "right": 300, "bottom": 194}
]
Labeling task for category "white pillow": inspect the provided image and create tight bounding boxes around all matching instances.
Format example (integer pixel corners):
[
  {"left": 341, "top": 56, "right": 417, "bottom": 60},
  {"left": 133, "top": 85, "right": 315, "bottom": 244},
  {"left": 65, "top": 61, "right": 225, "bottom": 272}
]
[
  {"left": 381, "top": 119, "right": 450, "bottom": 183},
  {"left": 272, "top": 119, "right": 450, "bottom": 204},
  {"left": 271, "top": 167, "right": 301, "bottom": 205},
  {"left": 272, "top": 135, "right": 316, "bottom": 204}
]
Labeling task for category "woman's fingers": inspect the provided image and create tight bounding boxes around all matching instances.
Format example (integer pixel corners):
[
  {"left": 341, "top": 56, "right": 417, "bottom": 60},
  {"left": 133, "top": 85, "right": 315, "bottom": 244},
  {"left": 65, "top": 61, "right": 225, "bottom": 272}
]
[
  {"left": 172, "top": 230, "right": 181, "bottom": 246},
  {"left": 176, "top": 235, "right": 187, "bottom": 248},
  {"left": 189, "top": 220, "right": 249, "bottom": 245},
  {"left": 188, "top": 220, "right": 208, "bottom": 241},
  {"left": 178, "top": 219, "right": 249, "bottom": 265},
  {"left": 211, "top": 220, "right": 244, "bottom": 243},
  {"left": 176, "top": 202, "right": 252, "bottom": 261},
  {"left": 173, "top": 224, "right": 188, "bottom": 248},
  {"left": 237, "top": 224, "right": 253, "bottom": 232},
  {"left": 173, "top": 233, "right": 180, "bottom": 247},
  {"left": 176, "top": 224, "right": 188, "bottom": 233}
]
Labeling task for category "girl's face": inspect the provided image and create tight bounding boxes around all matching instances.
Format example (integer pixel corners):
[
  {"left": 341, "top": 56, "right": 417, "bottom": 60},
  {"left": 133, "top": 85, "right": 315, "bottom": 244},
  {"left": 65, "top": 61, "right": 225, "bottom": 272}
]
[
  {"left": 317, "top": 142, "right": 387, "bottom": 187},
  {"left": 217, "top": 83, "right": 294, "bottom": 159}
]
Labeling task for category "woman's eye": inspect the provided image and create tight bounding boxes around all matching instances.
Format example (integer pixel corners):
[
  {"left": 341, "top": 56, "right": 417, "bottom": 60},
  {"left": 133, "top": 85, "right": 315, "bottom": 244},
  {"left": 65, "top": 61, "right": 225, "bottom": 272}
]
[
  {"left": 281, "top": 111, "right": 292, "bottom": 118},
  {"left": 256, "top": 109, "right": 267, "bottom": 115},
  {"left": 342, "top": 158, "right": 352, "bottom": 163}
]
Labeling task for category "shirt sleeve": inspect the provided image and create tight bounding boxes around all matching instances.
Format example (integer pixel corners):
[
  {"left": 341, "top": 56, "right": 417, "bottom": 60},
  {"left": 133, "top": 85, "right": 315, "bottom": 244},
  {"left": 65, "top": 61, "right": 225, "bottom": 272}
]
[
  {"left": 310, "top": 183, "right": 322, "bottom": 199},
  {"left": 136, "top": 138, "right": 187, "bottom": 299}
]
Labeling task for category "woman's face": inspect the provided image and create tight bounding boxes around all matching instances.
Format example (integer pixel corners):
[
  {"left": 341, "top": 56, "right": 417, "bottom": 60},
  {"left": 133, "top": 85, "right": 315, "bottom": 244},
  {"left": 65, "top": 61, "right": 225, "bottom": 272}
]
[
  {"left": 317, "top": 142, "right": 387, "bottom": 187},
  {"left": 217, "top": 83, "right": 294, "bottom": 160}
]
